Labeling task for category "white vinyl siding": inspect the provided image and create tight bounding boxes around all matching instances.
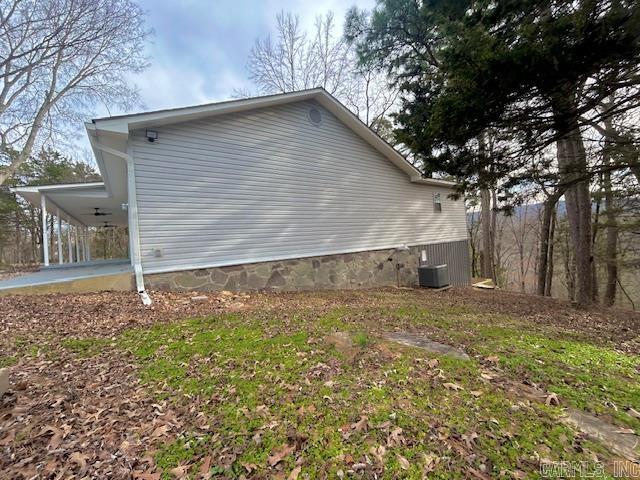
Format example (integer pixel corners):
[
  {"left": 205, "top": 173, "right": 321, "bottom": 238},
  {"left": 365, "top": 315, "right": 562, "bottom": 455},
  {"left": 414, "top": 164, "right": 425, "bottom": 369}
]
[{"left": 130, "top": 100, "right": 468, "bottom": 274}]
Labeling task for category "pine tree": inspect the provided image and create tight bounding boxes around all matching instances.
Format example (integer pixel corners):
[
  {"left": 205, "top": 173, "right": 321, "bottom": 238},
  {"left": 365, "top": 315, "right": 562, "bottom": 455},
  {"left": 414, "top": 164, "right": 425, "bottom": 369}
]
[{"left": 346, "top": 0, "right": 640, "bottom": 304}]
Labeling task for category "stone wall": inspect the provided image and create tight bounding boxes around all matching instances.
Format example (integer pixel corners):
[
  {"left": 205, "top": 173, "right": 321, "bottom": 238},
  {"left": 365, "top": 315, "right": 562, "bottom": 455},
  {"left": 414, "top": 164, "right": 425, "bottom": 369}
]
[{"left": 145, "top": 240, "right": 470, "bottom": 292}]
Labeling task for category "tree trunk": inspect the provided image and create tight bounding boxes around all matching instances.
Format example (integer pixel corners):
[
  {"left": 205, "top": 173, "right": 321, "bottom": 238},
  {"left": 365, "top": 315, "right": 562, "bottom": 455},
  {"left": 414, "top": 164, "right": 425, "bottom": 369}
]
[
  {"left": 30, "top": 208, "right": 39, "bottom": 263},
  {"left": 544, "top": 207, "right": 556, "bottom": 297},
  {"left": 563, "top": 237, "right": 576, "bottom": 302},
  {"left": 568, "top": 254, "right": 576, "bottom": 302},
  {"left": 603, "top": 178, "right": 618, "bottom": 306},
  {"left": 49, "top": 215, "right": 54, "bottom": 261},
  {"left": 470, "top": 232, "right": 478, "bottom": 277},
  {"left": 480, "top": 188, "right": 494, "bottom": 280},
  {"left": 519, "top": 241, "right": 526, "bottom": 293},
  {"left": 14, "top": 210, "right": 21, "bottom": 264},
  {"left": 591, "top": 181, "right": 601, "bottom": 302},
  {"left": 623, "top": 144, "right": 640, "bottom": 185},
  {"left": 602, "top": 118, "right": 618, "bottom": 307},
  {"left": 553, "top": 91, "right": 593, "bottom": 305},
  {"left": 0, "top": 102, "right": 50, "bottom": 186},
  {"left": 468, "top": 206, "right": 480, "bottom": 277},
  {"left": 490, "top": 187, "right": 498, "bottom": 283},
  {"left": 478, "top": 133, "right": 496, "bottom": 283},
  {"left": 536, "top": 191, "right": 562, "bottom": 296}
]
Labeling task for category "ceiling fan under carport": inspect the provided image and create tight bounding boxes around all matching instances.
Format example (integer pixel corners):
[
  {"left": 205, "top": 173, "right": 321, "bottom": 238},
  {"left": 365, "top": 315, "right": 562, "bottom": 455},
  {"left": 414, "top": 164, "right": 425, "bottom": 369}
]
[{"left": 82, "top": 207, "right": 112, "bottom": 217}]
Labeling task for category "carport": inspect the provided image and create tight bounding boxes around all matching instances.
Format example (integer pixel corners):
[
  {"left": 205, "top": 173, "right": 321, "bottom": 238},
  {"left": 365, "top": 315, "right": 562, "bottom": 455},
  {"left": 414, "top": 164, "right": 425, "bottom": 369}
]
[
  {"left": 7, "top": 117, "right": 152, "bottom": 303},
  {"left": 3, "top": 181, "right": 135, "bottom": 295},
  {"left": 11, "top": 181, "right": 128, "bottom": 266}
]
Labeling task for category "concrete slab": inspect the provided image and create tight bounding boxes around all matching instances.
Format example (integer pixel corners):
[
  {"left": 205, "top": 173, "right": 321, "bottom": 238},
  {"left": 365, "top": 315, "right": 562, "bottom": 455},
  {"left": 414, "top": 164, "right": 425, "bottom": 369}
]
[
  {"left": 495, "top": 371, "right": 640, "bottom": 463},
  {"left": 563, "top": 408, "right": 640, "bottom": 462},
  {"left": 0, "top": 260, "right": 133, "bottom": 295},
  {"left": 42, "top": 258, "right": 129, "bottom": 270},
  {"left": 385, "top": 332, "right": 470, "bottom": 361}
]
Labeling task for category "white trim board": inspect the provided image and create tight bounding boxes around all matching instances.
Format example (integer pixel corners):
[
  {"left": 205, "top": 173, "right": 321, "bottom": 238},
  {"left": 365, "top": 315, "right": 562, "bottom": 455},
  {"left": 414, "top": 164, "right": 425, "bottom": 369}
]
[{"left": 12, "top": 182, "right": 104, "bottom": 192}]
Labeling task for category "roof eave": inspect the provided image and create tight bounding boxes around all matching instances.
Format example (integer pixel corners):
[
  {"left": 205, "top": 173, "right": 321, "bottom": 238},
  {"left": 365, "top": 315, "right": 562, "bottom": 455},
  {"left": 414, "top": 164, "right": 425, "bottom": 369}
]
[
  {"left": 91, "top": 88, "right": 325, "bottom": 135},
  {"left": 87, "top": 87, "right": 462, "bottom": 189},
  {"left": 410, "top": 177, "right": 459, "bottom": 187},
  {"left": 11, "top": 182, "right": 105, "bottom": 193}
]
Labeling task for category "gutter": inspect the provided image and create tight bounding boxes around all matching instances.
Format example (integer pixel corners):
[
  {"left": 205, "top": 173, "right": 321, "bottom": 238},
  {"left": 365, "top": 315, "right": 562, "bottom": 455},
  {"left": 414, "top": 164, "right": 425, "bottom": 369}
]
[
  {"left": 410, "top": 176, "right": 459, "bottom": 188},
  {"left": 88, "top": 137, "right": 151, "bottom": 305}
]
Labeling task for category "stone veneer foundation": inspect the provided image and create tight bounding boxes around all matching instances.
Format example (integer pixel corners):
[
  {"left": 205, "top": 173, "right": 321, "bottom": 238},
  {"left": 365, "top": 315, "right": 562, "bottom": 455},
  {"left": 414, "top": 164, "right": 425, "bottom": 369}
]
[{"left": 145, "top": 240, "right": 471, "bottom": 292}]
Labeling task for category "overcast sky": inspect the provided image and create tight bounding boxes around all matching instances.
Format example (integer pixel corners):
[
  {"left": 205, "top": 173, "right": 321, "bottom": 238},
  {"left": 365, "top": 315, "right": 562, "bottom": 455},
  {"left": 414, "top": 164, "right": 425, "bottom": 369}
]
[{"left": 121, "top": 0, "right": 376, "bottom": 114}]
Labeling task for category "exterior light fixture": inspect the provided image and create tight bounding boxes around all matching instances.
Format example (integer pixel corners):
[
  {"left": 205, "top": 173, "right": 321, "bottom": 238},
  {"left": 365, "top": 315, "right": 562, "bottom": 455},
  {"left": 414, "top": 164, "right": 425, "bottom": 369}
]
[{"left": 145, "top": 130, "right": 158, "bottom": 142}]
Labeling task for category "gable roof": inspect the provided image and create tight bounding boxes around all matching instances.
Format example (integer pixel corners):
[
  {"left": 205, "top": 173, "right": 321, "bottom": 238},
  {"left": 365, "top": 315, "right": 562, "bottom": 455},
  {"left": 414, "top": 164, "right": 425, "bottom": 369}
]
[{"left": 87, "top": 88, "right": 455, "bottom": 188}]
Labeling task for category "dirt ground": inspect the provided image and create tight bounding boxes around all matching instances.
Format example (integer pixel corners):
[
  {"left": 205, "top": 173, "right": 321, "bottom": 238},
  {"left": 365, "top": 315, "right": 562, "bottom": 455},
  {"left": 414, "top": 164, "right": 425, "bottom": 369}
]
[
  {"left": 0, "top": 288, "right": 640, "bottom": 353},
  {"left": 2, "top": 287, "right": 639, "bottom": 348},
  {"left": 1, "top": 287, "right": 639, "bottom": 479}
]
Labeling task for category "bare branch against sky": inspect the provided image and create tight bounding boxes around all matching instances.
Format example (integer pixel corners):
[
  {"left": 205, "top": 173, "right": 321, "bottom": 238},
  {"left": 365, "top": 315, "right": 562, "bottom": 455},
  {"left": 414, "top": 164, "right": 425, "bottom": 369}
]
[
  {"left": 246, "top": 10, "right": 399, "bottom": 136},
  {"left": 0, "top": 0, "right": 152, "bottom": 185}
]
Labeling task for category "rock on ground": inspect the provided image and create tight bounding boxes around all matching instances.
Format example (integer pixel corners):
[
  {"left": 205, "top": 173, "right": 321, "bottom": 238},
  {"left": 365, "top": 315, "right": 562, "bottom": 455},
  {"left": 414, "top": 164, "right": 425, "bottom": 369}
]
[
  {"left": 384, "top": 332, "right": 470, "bottom": 361},
  {"left": 0, "top": 369, "right": 8, "bottom": 397}
]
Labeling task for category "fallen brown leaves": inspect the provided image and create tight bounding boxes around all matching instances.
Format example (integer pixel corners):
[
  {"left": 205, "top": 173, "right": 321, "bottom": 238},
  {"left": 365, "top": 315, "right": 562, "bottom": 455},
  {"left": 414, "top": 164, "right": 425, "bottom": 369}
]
[
  {"left": 0, "top": 343, "right": 193, "bottom": 478},
  {"left": 253, "top": 287, "right": 640, "bottom": 354},
  {"left": 267, "top": 443, "right": 296, "bottom": 467},
  {"left": 0, "top": 290, "right": 251, "bottom": 479},
  {"left": 1, "top": 290, "right": 250, "bottom": 344},
  {"left": 1, "top": 286, "right": 637, "bottom": 478}
]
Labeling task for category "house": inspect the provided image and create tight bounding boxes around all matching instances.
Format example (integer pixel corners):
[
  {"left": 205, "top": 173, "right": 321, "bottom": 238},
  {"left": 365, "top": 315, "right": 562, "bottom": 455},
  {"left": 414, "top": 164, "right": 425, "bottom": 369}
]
[{"left": 10, "top": 88, "right": 470, "bottom": 300}]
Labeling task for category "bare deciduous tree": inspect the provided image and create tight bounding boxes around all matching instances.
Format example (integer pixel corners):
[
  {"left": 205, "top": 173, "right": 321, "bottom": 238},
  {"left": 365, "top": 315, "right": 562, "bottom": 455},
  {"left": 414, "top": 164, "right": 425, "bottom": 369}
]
[
  {"left": 247, "top": 11, "right": 398, "bottom": 133},
  {"left": 508, "top": 202, "right": 537, "bottom": 293},
  {"left": 536, "top": 186, "right": 564, "bottom": 296},
  {"left": 0, "top": 0, "right": 151, "bottom": 185}
]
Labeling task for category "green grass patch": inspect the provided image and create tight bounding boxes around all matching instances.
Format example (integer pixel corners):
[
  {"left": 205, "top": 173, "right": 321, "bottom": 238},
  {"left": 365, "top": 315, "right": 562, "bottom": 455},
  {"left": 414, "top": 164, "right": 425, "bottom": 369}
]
[
  {"left": 62, "top": 337, "right": 111, "bottom": 357},
  {"left": 154, "top": 435, "right": 214, "bottom": 477},
  {"left": 353, "top": 331, "right": 370, "bottom": 348},
  {"left": 110, "top": 308, "right": 620, "bottom": 478},
  {"left": 378, "top": 303, "right": 640, "bottom": 430},
  {"left": 7, "top": 335, "right": 54, "bottom": 362},
  {"left": 0, "top": 355, "right": 16, "bottom": 367},
  {"left": 316, "top": 307, "right": 361, "bottom": 332},
  {"left": 473, "top": 328, "right": 640, "bottom": 429}
]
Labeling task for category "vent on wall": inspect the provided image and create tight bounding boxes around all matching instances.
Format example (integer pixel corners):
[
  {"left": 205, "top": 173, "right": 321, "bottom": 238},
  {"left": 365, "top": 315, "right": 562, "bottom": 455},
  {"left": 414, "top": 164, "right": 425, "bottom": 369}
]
[{"left": 308, "top": 107, "right": 322, "bottom": 126}]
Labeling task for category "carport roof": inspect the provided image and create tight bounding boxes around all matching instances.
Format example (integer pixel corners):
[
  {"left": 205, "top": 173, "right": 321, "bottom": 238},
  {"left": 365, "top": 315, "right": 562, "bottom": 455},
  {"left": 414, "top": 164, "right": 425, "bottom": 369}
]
[{"left": 11, "top": 182, "right": 128, "bottom": 227}]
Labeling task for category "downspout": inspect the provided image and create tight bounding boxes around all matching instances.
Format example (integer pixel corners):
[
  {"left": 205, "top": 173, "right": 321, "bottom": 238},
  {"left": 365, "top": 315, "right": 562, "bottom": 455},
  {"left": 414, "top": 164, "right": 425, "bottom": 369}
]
[
  {"left": 90, "top": 138, "right": 151, "bottom": 305},
  {"left": 125, "top": 151, "right": 152, "bottom": 305}
]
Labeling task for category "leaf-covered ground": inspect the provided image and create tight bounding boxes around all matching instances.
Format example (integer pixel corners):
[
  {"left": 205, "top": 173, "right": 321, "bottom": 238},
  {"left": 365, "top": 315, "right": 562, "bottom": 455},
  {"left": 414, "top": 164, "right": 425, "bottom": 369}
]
[{"left": 1, "top": 288, "right": 640, "bottom": 479}]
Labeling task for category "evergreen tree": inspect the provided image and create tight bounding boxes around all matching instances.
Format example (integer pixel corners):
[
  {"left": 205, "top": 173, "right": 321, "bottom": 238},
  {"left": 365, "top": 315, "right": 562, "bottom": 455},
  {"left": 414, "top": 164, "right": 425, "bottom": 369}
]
[
  {"left": 346, "top": 0, "right": 640, "bottom": 305},
  {"left": 0, "top": 149, "right": 101, "bottom": 264}
]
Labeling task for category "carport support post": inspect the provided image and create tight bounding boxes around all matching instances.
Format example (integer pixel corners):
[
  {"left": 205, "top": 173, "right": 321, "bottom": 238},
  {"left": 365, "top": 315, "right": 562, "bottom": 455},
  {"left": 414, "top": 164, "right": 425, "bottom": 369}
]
[
  {"left": 79, "top": 229, "right": 84, "bottom": 262},
  {"left": 67, "top": 219, "right": 73, "bottom": 262},
  {"left": 40, "top": 194, "right": 49, "bottom": 266},
  {"left": 83, "top": 229, "right": 87, "bottom": 261},
  {"left": 56, "top": 208, "right": 63, "bottom": 264},
  {"left": 85, "top": 228, "right": 91, "bottom": 261},
  {"left": 75, "top": 226, "right": 81, "bottom": 263}
]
